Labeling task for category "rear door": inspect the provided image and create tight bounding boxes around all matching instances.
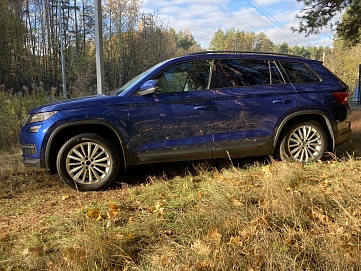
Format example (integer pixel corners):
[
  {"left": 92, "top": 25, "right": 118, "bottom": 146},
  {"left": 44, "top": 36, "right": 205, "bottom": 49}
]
[
  {"left": 212, "top": 58, "right": 297, "bottom": 158},
  {"left": 279, "top": 60, "right": 332, "bottom": 107}
]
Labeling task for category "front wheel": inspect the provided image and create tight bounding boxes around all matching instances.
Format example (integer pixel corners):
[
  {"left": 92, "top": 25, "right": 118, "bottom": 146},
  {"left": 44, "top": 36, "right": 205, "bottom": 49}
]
[
  {"left": 56, "top": 133, "right": 120, "bottom": 191},
  {"left": 276, "top": 121, "right": 328, "bottom": 163}
]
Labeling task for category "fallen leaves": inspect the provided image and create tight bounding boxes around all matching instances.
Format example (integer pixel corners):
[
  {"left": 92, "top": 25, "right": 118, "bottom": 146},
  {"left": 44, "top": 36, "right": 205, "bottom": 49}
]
[
  {"left": 107, "top": 210, "right": 119, "bottom": 220},
  {"left": 229, "top": 235, "right": 243, "bottom": 246},
  {"left": 62, "top": 246, "right": 87, "bottom": 266},
  {"left": 149, "top": 201, "right": 163, "bottom": 213},
  {"left": 107, "top": 201, "right": 120, "bottom": 219},
  {"left": 261, "top": 165, "right": 273, "bottom": 178},
  {"left": 61, "top": 195, "right": 72, "bottom": 200},
  {"left": 108, "top": 201, "right": 120, "bottom": 211},
  {"left": 310, "top": 209, "right": 331, "bottom": 224},
  {"left": 195, "top": 260, "right": 215, "bottom": 270},
  {"left": 22, "top": 246, "right": 44, "bottom": 256},
  {"left": 232, "top": 198, "right": 244, "bottom": 207},
  {"left": 87, "top": 208, "right": 102, "bottom": 221},
  {"left": 208, "top": 227, "right": 222, "bottom": 243},
  {"left": 191, "top": 240, "right": 211, "bottom": 256},
  {"left": 86, "top": 201, "right": 121, "bottom": 221}
]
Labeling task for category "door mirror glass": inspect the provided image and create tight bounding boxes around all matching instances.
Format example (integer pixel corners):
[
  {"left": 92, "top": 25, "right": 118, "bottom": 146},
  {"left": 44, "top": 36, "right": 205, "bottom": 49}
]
[{"left": 139, "top": 80, "right": 158, "bottom": 96}]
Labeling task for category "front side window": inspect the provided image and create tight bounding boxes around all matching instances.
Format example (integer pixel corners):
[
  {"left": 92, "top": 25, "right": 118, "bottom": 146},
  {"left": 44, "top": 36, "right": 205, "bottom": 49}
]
[
  {"left": 154, "top": 60, "right": 213, "bottom": 94},
  {"left": 280, "top": 61, "right": 321, "bottom": 83},
  {"left": 113, "top": 61, "right": 166, "bottom": 96},
  {"left": 214, "top": 59, "right": 284, "bottom": 88}
]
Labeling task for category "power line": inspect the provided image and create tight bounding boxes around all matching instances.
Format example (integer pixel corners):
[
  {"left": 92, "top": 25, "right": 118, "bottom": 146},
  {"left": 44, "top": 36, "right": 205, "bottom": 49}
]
[
  {"left": 160, "top": 21, "right": 213, "bottom": 42},
  {"left": 207, "top": 0, "right": 263, "bottom": 33},
  {"left": 150, "top": 1, "right": 316, "bottom": 49},
  {"left": 207, "top": 0, "right": 281, "bottom": 45},
  {"left": 243, "top": 0, "right": 312, "bottom": 46},
  {"left": 234, "top": 0, "right": 310, "bottom": 46}
]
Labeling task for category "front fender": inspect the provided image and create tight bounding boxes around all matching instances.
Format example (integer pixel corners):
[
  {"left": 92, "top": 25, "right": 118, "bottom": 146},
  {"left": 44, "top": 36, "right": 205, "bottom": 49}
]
[{"left": 44, "top": 116, "right": 131, "bottom": 170}]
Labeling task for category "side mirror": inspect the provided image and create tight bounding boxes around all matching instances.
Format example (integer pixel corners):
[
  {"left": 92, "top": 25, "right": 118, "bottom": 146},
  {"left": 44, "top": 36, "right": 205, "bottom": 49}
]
[{"left": 139, "top": 80, "right": 158, "bottom": 96}]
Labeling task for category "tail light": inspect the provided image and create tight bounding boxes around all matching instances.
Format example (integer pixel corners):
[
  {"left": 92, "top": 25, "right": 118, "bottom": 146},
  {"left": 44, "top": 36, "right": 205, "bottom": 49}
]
[{"left": 332, "top": 92, "right": 349, "bottom": 105}]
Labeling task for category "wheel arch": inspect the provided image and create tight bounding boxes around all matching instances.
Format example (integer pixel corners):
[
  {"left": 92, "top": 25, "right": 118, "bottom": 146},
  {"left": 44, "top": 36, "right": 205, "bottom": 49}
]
[
  {"left": 45, "top": 120, "right": 129, "bottom": 174},
  {"left": 273, "top": 111, "right": 335, "bottom": 154}
]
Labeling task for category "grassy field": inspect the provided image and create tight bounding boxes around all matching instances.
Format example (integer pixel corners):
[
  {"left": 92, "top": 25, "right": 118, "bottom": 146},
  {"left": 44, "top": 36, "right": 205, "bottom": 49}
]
[{"left": 1, "top": 111, "right": 361, "bottom": 270}]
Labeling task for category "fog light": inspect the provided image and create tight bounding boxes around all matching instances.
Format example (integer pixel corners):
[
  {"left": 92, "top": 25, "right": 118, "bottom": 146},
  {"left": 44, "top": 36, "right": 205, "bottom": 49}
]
[{"left": 28, "top": 125, "right": 41, "bottom": 133}]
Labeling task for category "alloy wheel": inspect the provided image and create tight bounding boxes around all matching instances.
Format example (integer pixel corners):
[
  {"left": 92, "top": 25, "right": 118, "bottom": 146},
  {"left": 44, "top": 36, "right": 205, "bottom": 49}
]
[
  {"left": 287, "top": 125, "right": 323, "bottom": 162},
  {"left": 65, "top": 141, "right": 112, "bottom": 184}
]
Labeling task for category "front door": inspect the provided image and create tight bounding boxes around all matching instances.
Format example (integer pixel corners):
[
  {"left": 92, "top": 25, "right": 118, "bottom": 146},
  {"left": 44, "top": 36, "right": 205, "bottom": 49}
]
[{"left": 128, "top": 60, "right": 215, "bottom": 164}]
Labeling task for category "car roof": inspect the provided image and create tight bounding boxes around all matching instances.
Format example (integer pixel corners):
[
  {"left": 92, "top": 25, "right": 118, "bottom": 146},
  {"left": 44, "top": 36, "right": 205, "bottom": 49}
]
[{"left": 182, "top": 51, "right": 322, "bottom": 63}]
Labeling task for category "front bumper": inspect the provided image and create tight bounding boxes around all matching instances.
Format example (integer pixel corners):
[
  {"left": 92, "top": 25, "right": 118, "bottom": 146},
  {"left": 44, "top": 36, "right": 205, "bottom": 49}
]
[{"left": 21, "top": 156, "right": 46, "bottom": 168}]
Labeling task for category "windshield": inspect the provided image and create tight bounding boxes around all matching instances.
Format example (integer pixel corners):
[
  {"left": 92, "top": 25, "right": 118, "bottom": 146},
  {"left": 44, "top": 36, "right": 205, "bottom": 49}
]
[{"left": 113, "top": 61, "right": 167, "bottom": 95}]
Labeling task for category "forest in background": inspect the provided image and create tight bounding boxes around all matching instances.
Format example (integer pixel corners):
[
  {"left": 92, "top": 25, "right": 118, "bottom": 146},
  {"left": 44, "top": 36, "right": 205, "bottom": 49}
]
[
  {"left": 0, "top": 0, "right": 360, "bottom": 96},
  {"left": 209, "top": 28, "right": 361, "bottom": 92}
]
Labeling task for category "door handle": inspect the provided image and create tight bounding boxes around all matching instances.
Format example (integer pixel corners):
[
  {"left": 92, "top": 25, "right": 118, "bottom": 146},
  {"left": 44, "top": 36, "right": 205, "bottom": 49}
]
[
  {"left": 273, "top": 99, "right": 292, "bottom": 104},
  {"left": 194, "top": 105, "right": 214, "bottom": 111}
]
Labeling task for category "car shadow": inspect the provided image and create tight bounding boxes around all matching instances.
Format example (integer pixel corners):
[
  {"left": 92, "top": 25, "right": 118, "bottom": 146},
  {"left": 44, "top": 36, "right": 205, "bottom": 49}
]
[{"left": 109, "top": 156, "right": 271, "bottom": 189}]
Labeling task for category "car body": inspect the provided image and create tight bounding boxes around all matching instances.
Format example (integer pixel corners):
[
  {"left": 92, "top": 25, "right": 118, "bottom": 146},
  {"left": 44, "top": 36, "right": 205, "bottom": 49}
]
[{"left": 19, "top": 51, "right": 352, "bottom": 191}]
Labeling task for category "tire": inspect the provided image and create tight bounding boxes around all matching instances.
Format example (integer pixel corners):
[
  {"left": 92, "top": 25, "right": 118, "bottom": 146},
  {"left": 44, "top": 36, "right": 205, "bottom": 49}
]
[
  {"left": 56, "top": 133, "right": 120, "bottom": 191},
  {"left": 276, "top": 121, "right": 328, "bottom": 163}
]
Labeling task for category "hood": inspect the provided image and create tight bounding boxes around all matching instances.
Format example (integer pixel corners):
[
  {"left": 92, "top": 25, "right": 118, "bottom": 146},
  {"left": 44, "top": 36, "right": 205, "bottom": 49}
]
[{"left": 28, "top": 95, "right": 128, "bottom": 114}]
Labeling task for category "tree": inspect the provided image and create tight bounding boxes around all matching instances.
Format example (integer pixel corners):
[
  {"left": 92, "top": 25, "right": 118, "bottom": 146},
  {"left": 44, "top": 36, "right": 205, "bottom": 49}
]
[
  {"left": 0, "top": 0, "right": 28, "bottom": 90},
  {"left": 294, "top": 0, "right": 361, "bottom": 46},
  {"left": 255, "top": 32, "right": 274, "bottom": 52},
  {"left": 223, "top": 28, "right": 236, "bottom": 50},
  {"left": 209, "top": 29, "right": 225, "bottom": 50},
  {"left": 337, "top": 1, "right": 361, "bottom": 46},
  {"left": 324, "top": 42, "right": 361, "bottom": 90},
  {"left": 275, "top": 42, "right": 289, "bottom": 54},
  {"left": 176, "top": 30, "right": 196, "bottom": 50},
  {"left": 289, "top": 45, "right": 311, "bottom": 58}
]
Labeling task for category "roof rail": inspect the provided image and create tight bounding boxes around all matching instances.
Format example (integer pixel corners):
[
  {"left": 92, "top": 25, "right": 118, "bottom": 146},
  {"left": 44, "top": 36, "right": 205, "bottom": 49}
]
[{"left": 187, "top": 50, "right": 307, "bottom": 59}]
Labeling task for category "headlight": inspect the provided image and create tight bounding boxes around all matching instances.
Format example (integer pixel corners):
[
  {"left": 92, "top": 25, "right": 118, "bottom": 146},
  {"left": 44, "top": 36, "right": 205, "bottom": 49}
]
[{"left": 22, "top": 111, "right": 58, "bottom": 127}]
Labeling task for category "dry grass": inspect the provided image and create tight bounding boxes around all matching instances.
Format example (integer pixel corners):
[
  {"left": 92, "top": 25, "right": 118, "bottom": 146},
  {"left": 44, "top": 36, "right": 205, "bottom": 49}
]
[
  {"left": 1, "top": 111, "right": 361, "bottom": 270},
  {"left": 336, "top": 109, "right": 361, "bottom": 158}
]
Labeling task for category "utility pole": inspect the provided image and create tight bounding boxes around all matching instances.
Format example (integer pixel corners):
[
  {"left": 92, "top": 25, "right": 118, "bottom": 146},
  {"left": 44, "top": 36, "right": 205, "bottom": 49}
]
[
  {"left": 58, "top": 0, "right": 67, "bottom": 98},
  {"left": 357, "top": 64, "right": 361, "bottom": 105},
  {"left": 94, "top": 0, "right": 104, "bottom": 94}
]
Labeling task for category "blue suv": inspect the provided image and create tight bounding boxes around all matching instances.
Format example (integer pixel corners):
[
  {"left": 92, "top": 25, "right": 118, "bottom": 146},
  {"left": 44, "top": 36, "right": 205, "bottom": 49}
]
[{"left": 19, "top": 52, "right": 351, "bottom": 191}]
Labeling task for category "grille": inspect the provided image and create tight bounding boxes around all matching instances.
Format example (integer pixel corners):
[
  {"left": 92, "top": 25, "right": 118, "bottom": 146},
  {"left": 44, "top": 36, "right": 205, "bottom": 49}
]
[{"left": 21, "top": 143, "right": 37, "bottom": 155}]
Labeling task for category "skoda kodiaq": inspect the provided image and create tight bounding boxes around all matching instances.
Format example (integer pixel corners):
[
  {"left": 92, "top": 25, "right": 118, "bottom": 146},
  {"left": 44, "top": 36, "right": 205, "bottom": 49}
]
[{"left": 20, "top": 52, "right": 352, "bottom": 191}]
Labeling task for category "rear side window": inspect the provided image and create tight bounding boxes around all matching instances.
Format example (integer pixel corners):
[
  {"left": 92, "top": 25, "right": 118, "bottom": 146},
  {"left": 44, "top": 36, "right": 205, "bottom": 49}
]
[
  {"left": 214, "top": 59, "right": 284, "bottom": 88},
  {"left": 280, "top": 61, "right": 320, "bottom": 83}
]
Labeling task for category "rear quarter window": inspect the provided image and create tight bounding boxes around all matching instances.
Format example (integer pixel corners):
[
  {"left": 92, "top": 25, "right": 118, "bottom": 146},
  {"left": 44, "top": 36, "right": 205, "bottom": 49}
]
[{"left": 280, "top": 61, "right": 321, "bottom": 83}]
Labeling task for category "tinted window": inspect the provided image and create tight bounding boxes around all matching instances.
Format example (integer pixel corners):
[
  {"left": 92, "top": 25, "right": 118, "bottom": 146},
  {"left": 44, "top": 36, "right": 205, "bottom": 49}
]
[
  {"left": 154, "top": 60, "right": 212, "bottom": 94},
  {"left": 280, "top": 61, "right": 320, "bottom": 83},
  {"left": 214, "top": 59, "right": 284, "bottom": 88},
  {"left": 270, "top": 61, "right": 285, "bottom": 84}
]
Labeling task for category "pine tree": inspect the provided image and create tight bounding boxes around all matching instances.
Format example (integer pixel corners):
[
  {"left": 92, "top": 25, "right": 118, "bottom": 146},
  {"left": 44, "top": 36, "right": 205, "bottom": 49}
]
[{"left": 294, "top": 0, "right": 361, "bottom": 46}]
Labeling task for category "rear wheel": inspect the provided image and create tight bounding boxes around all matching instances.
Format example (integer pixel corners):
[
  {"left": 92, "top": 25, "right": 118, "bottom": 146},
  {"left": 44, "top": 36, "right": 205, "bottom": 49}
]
[
  {"left": 277, "top": 121, "right": 328, "bottom": 163},
  {"left": 56, "top": 133, "right": 120, "bottom": 191}
]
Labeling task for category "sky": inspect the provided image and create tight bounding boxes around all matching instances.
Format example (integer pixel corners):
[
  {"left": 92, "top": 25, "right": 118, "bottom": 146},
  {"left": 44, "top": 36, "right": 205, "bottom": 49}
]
[{"left": 141, "top": 0, "right": 344, "bottom": 49}]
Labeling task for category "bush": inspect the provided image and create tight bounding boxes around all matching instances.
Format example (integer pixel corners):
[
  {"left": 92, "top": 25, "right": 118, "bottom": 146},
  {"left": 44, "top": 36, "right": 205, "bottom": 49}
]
[{"left": 0, "top": 86, "right": 58, "bottom": 153}]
